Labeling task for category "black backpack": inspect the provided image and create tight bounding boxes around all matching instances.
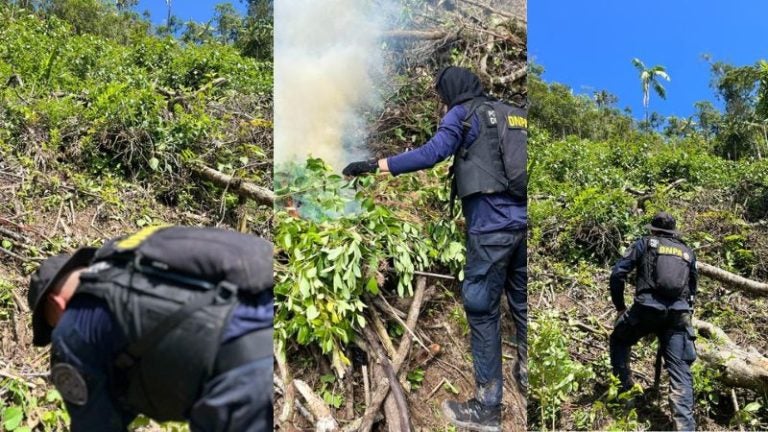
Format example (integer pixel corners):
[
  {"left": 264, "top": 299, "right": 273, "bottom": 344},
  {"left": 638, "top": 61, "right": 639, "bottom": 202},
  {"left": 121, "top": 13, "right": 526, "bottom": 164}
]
[
  {"left": 641, "top": 236, "right": 693, "bottom": 299},
  {"left": 77, "top": 226, "right": 273, "bottom": 420}
]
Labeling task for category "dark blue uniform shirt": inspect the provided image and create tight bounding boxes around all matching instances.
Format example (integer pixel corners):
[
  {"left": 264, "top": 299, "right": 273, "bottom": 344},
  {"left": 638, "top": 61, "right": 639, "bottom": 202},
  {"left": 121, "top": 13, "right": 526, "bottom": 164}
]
[
  {"left": 610, "top": 236, "right": 698, "bottom": 311},
  {"left": 386, "top": 104, "right": 527, "bottom": 234}
]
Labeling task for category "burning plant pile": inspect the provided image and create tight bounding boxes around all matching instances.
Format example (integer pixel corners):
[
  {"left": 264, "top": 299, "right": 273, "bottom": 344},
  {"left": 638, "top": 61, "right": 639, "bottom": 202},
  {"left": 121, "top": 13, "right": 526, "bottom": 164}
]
[{"left": 273, "top": 0, "right": 526, "bottom": 430}]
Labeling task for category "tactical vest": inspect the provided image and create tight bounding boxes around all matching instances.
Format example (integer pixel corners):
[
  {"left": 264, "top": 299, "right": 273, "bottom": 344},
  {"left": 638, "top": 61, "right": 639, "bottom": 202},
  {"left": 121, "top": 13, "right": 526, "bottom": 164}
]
[
  {"left": 452, "top": 98, "right": 528, "bottom": 202},
  {"left": 75, "top": 226, "right": 273, "bottom": 421},
  {"left": 637, "top": 236, "right": 693, "bottom": 300}
]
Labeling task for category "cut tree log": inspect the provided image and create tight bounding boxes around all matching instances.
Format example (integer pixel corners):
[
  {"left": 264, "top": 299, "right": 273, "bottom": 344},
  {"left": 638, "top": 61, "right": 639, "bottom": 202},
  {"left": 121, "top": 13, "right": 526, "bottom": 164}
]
[
  {"left": 189, "top": 163, "right": 275, "bottom": 205},
  {"left": 294, "top": 379, "right": 339, "bottom": 432},
  {"left": 697, "top": 262, "right": 768, "bottom": 296},
  {"left": 693, "top": 318, "right": 768, "bottom": 393}
]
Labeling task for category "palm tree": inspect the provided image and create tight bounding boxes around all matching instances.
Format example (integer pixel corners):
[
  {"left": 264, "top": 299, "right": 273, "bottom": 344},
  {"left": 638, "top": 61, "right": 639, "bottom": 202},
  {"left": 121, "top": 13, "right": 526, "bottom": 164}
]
[{"left": 632, "top": 58, "right": 671, "bottom": 123}]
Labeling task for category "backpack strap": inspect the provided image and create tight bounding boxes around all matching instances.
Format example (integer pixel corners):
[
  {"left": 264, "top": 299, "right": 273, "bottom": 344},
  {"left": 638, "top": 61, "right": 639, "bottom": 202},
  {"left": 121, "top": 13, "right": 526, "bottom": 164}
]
[
  {"left": 448, "top": 98, "right": 484, "bottom": 216},
  {"left": 639, "top": 236, "right": 660, "bottom": 292}
]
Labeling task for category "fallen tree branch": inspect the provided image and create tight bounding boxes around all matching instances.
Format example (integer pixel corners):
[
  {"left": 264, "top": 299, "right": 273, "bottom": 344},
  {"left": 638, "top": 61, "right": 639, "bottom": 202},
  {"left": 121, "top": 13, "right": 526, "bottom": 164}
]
[
  {"left": 0, "top": 246, "right": 29, "bottom": 262},
  {"left": 414, "top": 270, "right": 455, "bottom": 280},
  {"left": 697, "top": 262, "right": 768, "bottom": 296},
  {"left": 358, "top": 277, "right": 427, "bottom": 432},
  {"left": 493, "top": 66, "right": 527, "bottom": 86},
  {"left": 0, "top": 226, "right": 28, "bottom": 243},
  {"left": 361, "top": 323, "right": 411, "bottom": 432},
  {"left": 294, "top": 379, "right": 339, "bottom": 432},
  {"left": 189, "top": 163, "right": 275, "bottom": 205},
  {"left": 276, "top": 345, "right": 296, "bottom": 424},
  {"left": 382, "top": 29, "right": 448, "bottom": 40},
  {"left": 693, "top": 318, "right": 768, "bottom": 393},
  {"left": 457, "top": 0, "right": 526, "bottom": 24},
  {"left": 274, "top": 376, "right": 315, "bottom": 425}
]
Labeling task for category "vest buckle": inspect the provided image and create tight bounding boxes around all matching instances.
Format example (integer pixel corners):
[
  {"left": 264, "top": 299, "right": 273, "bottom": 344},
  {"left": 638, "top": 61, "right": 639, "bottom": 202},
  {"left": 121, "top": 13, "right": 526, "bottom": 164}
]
[{"left": 215, "top": 281, "right": 237, "bottom": 304}]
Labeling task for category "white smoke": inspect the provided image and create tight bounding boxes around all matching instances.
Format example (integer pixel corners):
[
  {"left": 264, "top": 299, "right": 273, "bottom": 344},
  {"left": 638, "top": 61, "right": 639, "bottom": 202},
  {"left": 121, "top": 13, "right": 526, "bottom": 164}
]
[{"left": 274, "top": 0, "right": 388, "bottom": 171}]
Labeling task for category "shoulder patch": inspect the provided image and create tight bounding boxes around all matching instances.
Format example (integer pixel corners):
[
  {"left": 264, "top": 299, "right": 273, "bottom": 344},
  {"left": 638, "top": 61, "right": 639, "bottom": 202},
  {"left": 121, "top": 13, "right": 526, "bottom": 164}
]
[
  {"left": 51, "top": 363, "right": 88, "bottom": 406},
  {"left": 115, "top": 225, "right": 170, "bottom": 251},
  {"left": 507, "top": 115, "right": 527, "bottom": 128},
  {"left": 649, "top": 238, "right": 659, "bottom": 248},
  {"left": 485, "top": 108, "right": 497, "bottom": 126}
]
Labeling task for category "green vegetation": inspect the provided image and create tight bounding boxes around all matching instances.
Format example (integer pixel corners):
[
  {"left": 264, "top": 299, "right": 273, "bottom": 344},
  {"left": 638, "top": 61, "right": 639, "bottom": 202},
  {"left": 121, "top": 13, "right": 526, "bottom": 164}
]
[
  {"left": 0, "top": 1, "right": 272, "bottom": 430},
  {"left": 274, "top": 159, "right": 465, "bottom": 373},
  {"left": 528, "top": 62, "right": 768, "bottom": 430}
]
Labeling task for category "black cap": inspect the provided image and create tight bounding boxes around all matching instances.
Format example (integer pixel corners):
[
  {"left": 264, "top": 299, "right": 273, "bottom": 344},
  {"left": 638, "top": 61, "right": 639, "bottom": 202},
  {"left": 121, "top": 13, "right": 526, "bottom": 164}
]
[
  {"left": 28, "top": 248, "right": 96, "bottom": 346},
  {"left": 645, "top": 212, "right": 679, "bottom": 236}
]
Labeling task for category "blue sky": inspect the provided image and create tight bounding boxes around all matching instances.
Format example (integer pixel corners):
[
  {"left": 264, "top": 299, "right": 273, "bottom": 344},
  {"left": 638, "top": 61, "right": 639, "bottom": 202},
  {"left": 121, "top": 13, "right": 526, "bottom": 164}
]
[
  {"left": 135, "top": 0, "right": 246, "bottom": 26},
  {"left": 529, "top": 0, "right": 768, "bottom": 119}
]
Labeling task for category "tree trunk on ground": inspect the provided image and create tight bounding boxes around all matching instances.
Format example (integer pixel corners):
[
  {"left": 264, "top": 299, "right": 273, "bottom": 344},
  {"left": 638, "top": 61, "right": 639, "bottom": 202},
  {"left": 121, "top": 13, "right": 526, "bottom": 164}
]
[
  {"left": 693, "top": 318, "right": 768, "bottom": 393},
  {"left": 189, "top": 163, "right": 275, "bottom": 205},
  {"left": 697, "top": 262, "right": 768, "bottom": 296}
]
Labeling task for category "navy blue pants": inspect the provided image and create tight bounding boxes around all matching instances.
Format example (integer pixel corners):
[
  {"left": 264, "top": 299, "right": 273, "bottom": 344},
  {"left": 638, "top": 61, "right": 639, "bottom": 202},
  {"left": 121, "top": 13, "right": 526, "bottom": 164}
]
[
  {"left": 462, "top": 229, "right": 527, "bottom": 407},
  {"left": 50, "top": 323, "right": 273, "bottom": 432},
  {"left": 609, "top": 304, "right": 697, "bottom": 431}
]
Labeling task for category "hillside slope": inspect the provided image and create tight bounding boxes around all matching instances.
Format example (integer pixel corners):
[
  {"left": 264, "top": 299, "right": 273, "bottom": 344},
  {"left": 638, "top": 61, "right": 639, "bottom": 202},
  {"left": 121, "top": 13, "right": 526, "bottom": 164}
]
[
  {"left": 527, "top": 68, "right": 768, "bottom": 431},
  {"left": 0, "top": 4, "right": 272, "bottom": 430}
]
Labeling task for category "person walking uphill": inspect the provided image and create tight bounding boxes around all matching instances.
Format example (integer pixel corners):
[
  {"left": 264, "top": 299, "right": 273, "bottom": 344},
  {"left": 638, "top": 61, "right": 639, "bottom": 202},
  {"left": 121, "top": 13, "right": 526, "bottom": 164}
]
[
  {"left": 343, "top": 66, "right": 527, "bottom": 432},
  {"left": 609, "top": 212, "right": 698, "bottom": 431},
  {"left": 27, "top": 226, "right": 274, "bottom": 432}
]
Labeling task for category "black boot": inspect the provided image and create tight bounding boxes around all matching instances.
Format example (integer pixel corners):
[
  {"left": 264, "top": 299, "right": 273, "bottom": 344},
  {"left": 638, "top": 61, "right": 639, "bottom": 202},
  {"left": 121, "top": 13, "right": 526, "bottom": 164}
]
[
  {"left": 441, "top": 398, "right": 501, "bottom": 432},
  {"left": 515, "top": 361, "right": 528, "bottom": 393}
]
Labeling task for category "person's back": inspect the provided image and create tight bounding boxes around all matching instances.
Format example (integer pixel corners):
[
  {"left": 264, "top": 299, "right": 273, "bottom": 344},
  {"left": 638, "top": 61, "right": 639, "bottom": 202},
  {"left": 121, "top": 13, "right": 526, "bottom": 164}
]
[
  {"left": 30, "top": 226, "right": 274, "bottom": 432},
  {"left": 608, "top": 212, "right": 698, "bottom": 431}
]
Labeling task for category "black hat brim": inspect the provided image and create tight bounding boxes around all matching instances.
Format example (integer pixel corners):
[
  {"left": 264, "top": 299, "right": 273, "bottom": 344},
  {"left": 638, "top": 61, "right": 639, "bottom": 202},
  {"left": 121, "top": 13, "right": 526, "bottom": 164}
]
[
  {"left": 31, "top": 247, "right": 97, "bottom": 346},
  {"left": 644, "top": 224, "right": 679, "bottom": 235}
]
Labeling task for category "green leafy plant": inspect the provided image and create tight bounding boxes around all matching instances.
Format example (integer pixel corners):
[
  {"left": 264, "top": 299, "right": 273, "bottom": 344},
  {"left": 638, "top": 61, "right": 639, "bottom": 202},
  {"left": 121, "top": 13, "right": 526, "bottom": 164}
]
[
  {"left": 274, "top": 159, "right": 465, "bottom": 373},
  {"left": 529, "top": 312, "right": 596, "bottom": 430},
  {"left": 319, "top": 374, "right": 344, "bottom": 409},
  {"left": 406, "top": 368, "right": 425, "bottom": 391}
]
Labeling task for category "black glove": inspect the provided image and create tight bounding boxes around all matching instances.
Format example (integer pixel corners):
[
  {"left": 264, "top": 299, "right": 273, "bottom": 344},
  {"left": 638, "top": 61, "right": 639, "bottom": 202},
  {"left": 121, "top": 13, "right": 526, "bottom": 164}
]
[{"left": 342, "top": 159, "right": 378, "bottom": 176}]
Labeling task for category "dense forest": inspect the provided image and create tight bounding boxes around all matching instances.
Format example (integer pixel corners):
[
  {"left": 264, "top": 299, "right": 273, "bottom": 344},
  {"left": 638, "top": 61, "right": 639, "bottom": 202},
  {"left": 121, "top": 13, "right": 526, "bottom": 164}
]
[
  {"left": 527, "top": 60, "right": 768, "bottom": 430},
  {"left": 273, "top": 0, "right": 527, "bottom": 430},
  {"left": 0, "top": 1, "right": 272, "bottom": 430}
]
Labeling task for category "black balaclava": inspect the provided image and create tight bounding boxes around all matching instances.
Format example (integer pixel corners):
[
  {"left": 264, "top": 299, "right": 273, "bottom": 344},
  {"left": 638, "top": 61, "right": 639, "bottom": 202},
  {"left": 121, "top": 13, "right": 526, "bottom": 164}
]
[{"left": 435, "top": 66, "right": 486, "bottom": 108}]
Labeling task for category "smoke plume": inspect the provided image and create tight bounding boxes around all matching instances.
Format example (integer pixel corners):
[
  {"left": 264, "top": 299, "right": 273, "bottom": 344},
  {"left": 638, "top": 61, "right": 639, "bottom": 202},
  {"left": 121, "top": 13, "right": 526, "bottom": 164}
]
[{"left": 274, "top": 0, "right": 386, "bottom": 171}]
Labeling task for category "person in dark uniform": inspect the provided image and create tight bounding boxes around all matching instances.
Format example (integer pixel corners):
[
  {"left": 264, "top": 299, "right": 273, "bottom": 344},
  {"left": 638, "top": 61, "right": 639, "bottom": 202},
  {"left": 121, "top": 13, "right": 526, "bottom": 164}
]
[
  {"left": 27, "top": 226, "right": 274, "bottom": 432},
  {"left": 343, "top": 66, "right": 527, "bottom": 432},
  {"left": 609, "top": 212, "right": 698, "bottom": 431}
]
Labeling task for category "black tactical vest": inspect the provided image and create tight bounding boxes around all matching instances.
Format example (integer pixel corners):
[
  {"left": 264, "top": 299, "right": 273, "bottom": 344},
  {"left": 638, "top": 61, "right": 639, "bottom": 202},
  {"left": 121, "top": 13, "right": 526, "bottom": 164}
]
[
  {"left": 452, "top": 98, "right": 528, "bottom": 202},
  {"left": 75, "top": 226, "right": 273, "bottom": 421},
  {"left": 637, "top": 236, "right": 693, "bottom": 300}
]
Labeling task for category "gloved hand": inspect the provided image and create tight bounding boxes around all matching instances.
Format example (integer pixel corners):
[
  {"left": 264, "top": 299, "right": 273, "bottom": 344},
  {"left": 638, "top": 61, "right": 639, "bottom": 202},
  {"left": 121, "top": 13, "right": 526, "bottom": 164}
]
[
  {"left": 615, "top": 308, "right": 627, "bottom": 325},
  {"left": 342, "top": 159, "right": 378, "bottom": 176}
]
